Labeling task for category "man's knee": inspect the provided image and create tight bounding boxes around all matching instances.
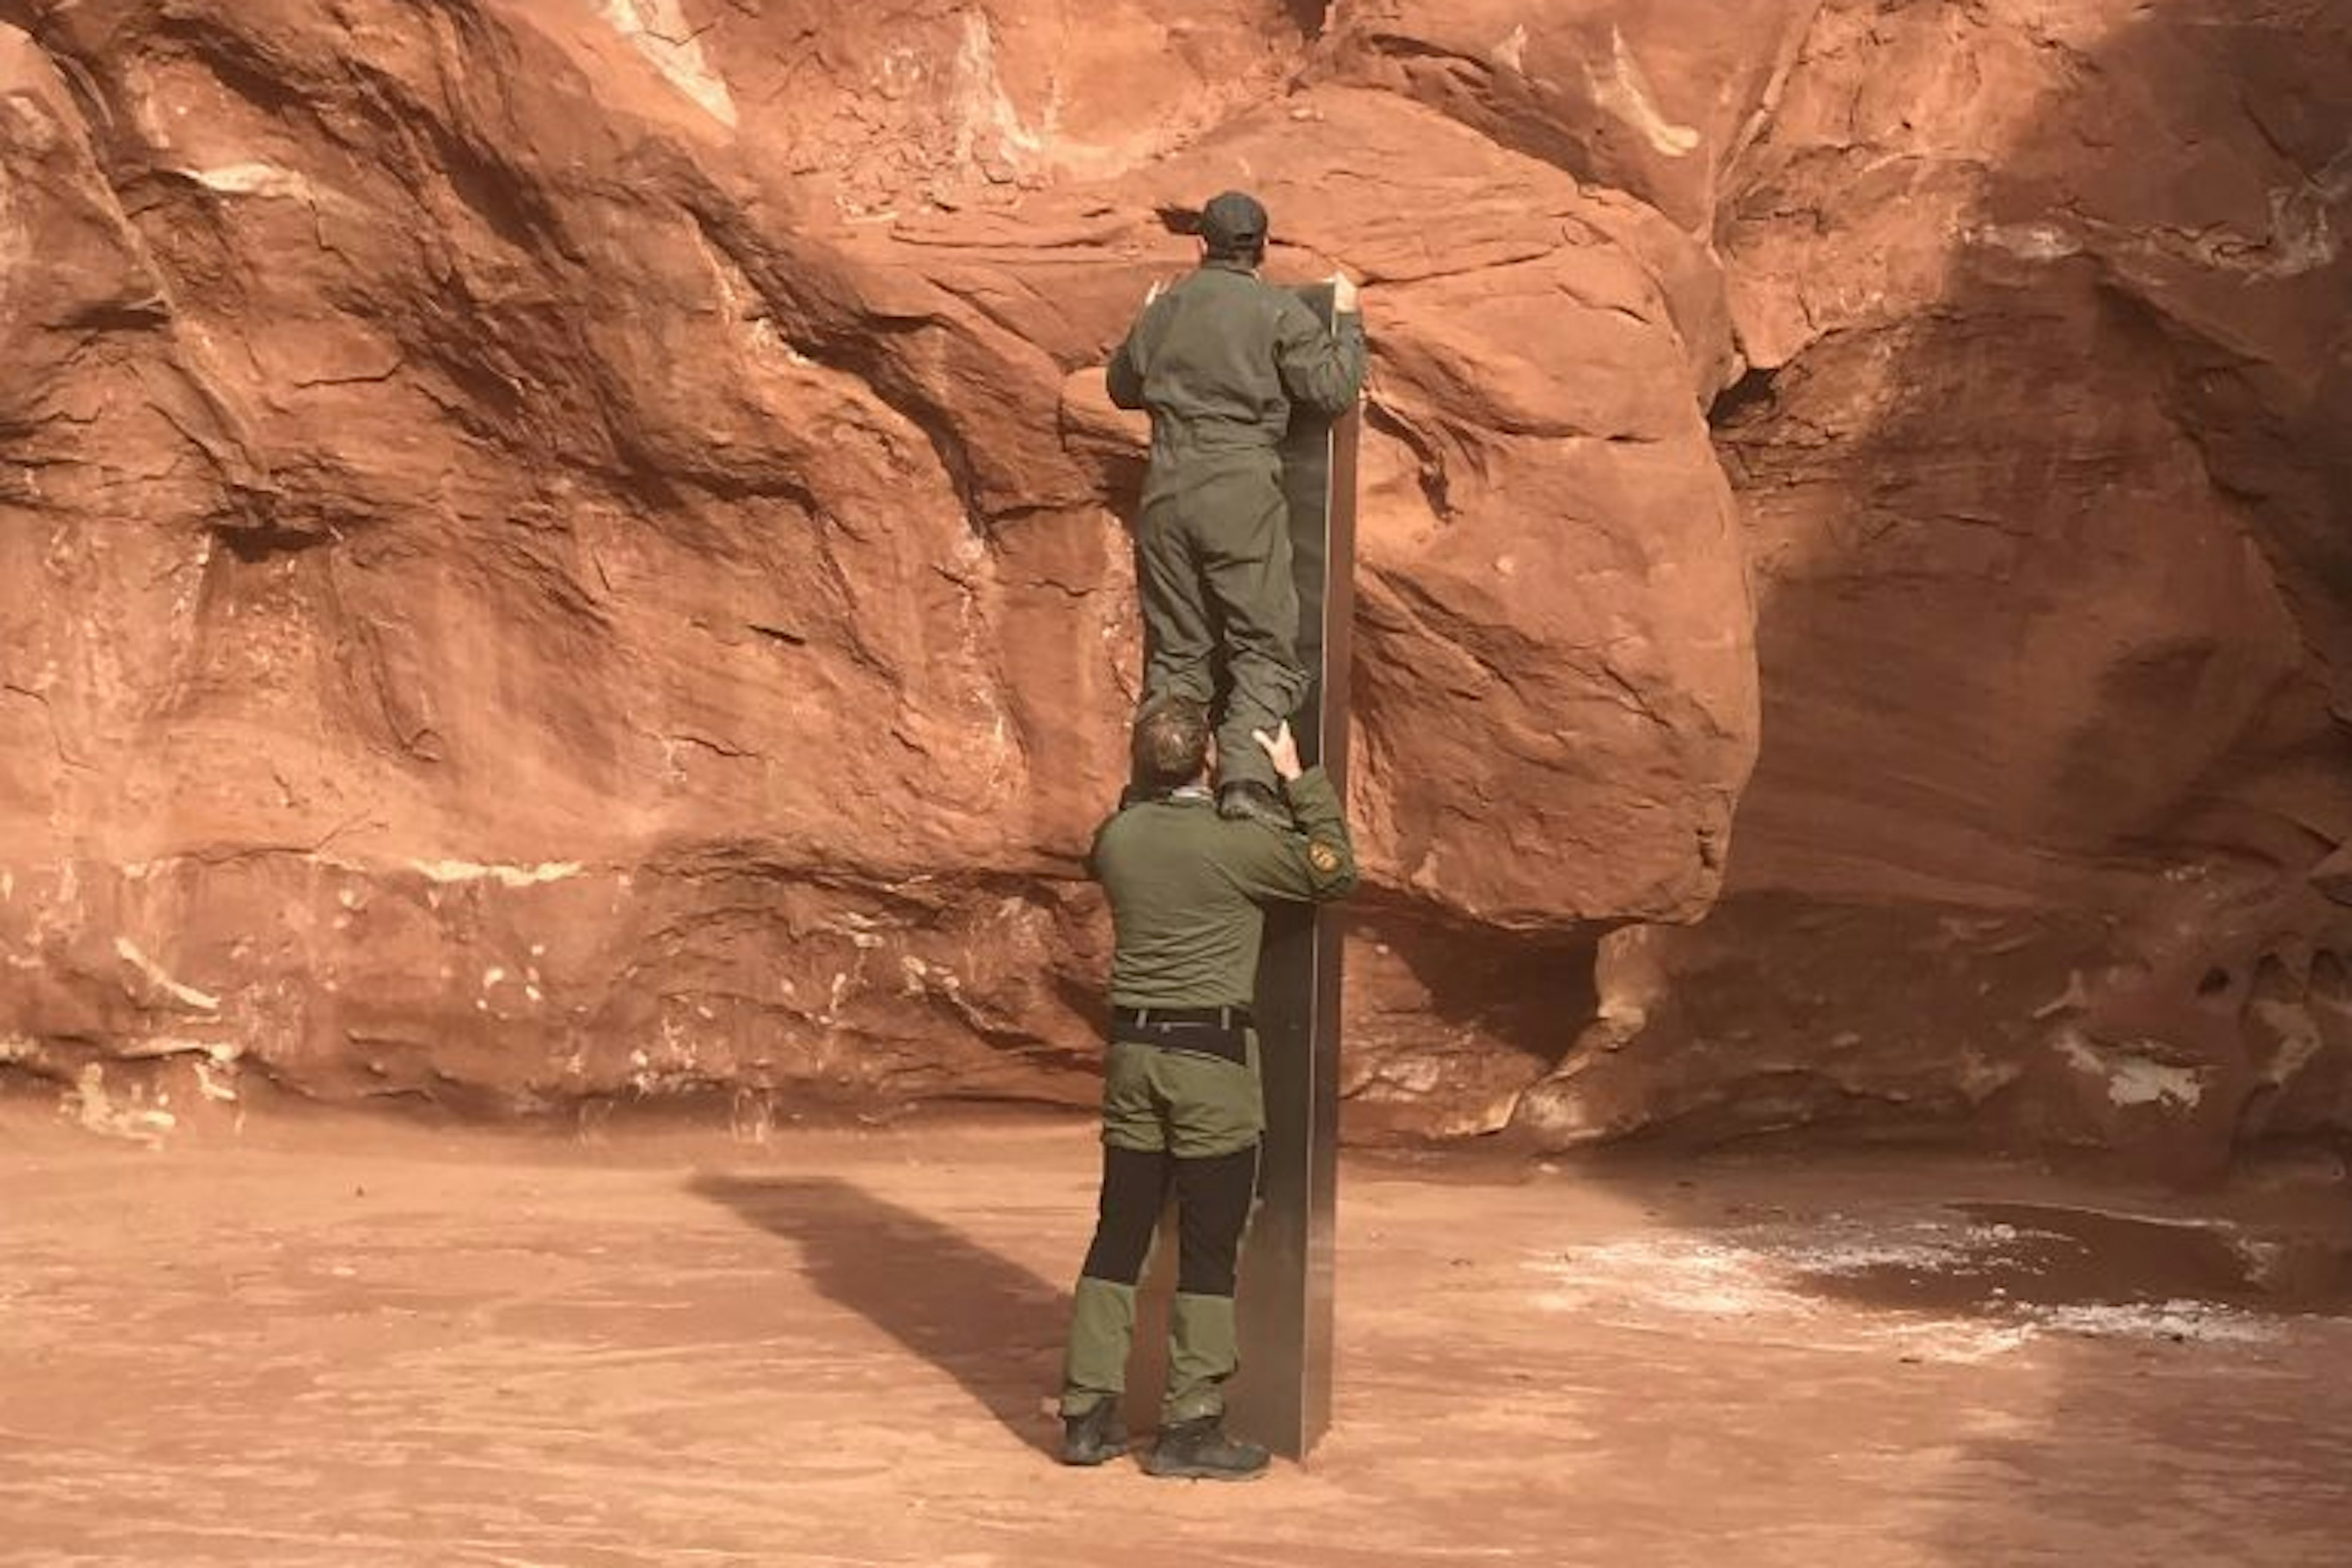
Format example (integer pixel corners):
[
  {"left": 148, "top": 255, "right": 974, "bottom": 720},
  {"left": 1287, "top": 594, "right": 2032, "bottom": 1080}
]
[
  {"left": 1172, "top": 1144, "right": 1259, "bottom": 1297},
  {"left": 1082, "top": 1144, "right": 1169, "bottom": 1284},
  {"left": 1220, "top": 657, "right": 1307, "bottom": 723}
]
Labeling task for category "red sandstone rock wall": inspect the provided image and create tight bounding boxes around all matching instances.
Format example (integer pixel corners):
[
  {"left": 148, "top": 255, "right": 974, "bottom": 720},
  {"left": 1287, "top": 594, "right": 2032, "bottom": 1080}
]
[
  {"left": 1, "top": 0, "right": 2345, "bottom": 1164},
  {"left": 1519, "top": 0, "right": 2352, "bottom": 1168}
]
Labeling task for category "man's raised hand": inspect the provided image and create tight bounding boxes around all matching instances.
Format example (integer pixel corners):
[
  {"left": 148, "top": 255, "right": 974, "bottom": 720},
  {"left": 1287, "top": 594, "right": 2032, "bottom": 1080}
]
[{"left": 1251, "top": 721, "right": 1304, "bottom": 783}]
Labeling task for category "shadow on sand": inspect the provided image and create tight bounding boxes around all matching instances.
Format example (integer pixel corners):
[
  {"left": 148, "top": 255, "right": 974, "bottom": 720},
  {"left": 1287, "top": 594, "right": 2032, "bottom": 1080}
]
[{"left": 692, "top": 1173, "right": 1069, "bottom": 1458}]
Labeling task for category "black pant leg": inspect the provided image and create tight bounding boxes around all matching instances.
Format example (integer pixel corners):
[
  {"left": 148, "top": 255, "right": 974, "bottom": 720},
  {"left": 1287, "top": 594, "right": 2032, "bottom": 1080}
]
[
  {"left": 1082, "top": 1144, "right": 1172, "bottom": 1284},
  {"left": 1172, "top": 1144, "right": 1259, "bottom": 1297}
]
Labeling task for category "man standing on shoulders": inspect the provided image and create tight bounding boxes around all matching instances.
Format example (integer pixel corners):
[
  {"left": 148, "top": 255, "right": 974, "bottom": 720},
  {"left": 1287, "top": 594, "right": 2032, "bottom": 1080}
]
[
  {"left": 1106, "top": 189, "right": 1366, "bottom": 827},
  {"left": 1058, "top": 697, "right": 1359, "bottom": 1480}
]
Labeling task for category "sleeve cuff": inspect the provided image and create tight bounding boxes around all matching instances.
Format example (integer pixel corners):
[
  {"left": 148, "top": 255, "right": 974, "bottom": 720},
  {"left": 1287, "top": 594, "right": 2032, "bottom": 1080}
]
[{"left": 1282, "top": 766, "right": 1333, "bottom": 800}]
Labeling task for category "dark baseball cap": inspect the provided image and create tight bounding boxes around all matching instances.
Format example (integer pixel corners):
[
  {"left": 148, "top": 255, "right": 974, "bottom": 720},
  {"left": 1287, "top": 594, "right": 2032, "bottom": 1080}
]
[{"left": 1199, "top": 189, "right": 1268, "bottom": 254}]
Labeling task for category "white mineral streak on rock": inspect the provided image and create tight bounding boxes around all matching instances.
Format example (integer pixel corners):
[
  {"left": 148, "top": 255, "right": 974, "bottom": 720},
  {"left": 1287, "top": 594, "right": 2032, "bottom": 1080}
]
[
  {"left": 1491, "top": 23, "right": 1529, "bottom": 74},
  {"left": 597, "top": 0, "right": 737, "bottom": 127},
  {"left": 1973, "top": 222, "right": 2086, "bottom": 262},
  {"left": 949, "top": 9, "right": 1045, "bottom": 173},
  {"left": 2239, "top": 149, "right": 2349, "bottom": 277},
  {"left": 72, "top": 1063, "right": 178, "bottom": 1145},
  {"left": 1586, "top": 28, "right": 1700, "bottom": 158},
  {"left": 409, "top": 859, "right": 582, "bottom": 888},
  {"left": 194, "top": 1055, "right": 241, "bottom": 1102},
  {"left": 115, "top": 1035, "right": 239, "bottom": 1062},
  {"left": 2250, "top": 992, "right": 2326, "bottom": 1085},
  {"left": 188, "top": 162, "right": 315, "bottom": 200},
  {"left": 107, "top": 1038, "right": 245, "bottom": 1101},
  {"left": 112, "top": 937, "right": 222, "bottom": 1012},
  {"left": 2052, "top": 1028, "right": 2204, "bottom": 1109},
  {"left": 1976, "top": 143, "right": 2348, "bottom": 279}
]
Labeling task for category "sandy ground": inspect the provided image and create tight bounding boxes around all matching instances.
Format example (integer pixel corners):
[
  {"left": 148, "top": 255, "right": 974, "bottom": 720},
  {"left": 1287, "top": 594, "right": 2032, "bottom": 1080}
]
[{"left": 4, "top": 1112, "right": 2351, "bottom": 1567}]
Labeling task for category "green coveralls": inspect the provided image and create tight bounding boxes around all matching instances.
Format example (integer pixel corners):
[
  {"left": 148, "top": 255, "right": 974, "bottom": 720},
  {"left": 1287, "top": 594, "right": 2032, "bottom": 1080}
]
[
  {"left": 1060, "top": 767, "right": 1359, "bottom": 1424},
  {"left": 1107, "top": 262, "right": 1368, "bottom": 793}
]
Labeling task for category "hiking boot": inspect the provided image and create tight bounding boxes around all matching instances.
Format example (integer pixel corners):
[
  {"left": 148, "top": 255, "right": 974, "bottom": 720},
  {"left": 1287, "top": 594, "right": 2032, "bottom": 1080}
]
[
  {"left": 1140, "top": 1416, "right": 1270, "bottom": 1481},
  {"left": 1060, "top": 1400, "right": 1129, "bottom": 1467},
  {"left": 1215, "top": 780, "right": 1290, "bottom": 829}
]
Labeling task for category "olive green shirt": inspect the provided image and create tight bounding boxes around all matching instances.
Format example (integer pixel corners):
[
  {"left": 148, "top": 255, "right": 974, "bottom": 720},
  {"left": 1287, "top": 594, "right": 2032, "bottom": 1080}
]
[
  {"left": 1106, "top": 261, "right": 1366, "bottom": 483},
  {"left": 1090, "top": 767, "right": 1359, "bottom": 1009}
]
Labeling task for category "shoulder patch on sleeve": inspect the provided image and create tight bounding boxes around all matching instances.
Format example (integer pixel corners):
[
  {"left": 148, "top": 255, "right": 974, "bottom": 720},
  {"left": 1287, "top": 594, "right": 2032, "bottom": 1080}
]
[{"left": 1309, "top": 842, "right": 1341, "bottom": 873}]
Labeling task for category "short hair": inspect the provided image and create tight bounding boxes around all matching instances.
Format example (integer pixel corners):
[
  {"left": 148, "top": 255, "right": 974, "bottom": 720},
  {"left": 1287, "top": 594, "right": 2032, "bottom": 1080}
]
[
  {"left": 1131, "top": 698, "right": 1212, "bottom": 791},
  {"left": 1207, "top": 235, "right": 1267, "bottom": 268}
]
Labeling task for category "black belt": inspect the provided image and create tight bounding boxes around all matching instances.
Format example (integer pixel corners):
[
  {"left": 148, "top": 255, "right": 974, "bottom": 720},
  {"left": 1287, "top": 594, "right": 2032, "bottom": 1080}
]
[
  {"left": 1108, "top": 1005, "right": 1254, "bottom": 1066},
  {"left": 1110, "top": 1005, "right": 1253, "bottom": 1031}
]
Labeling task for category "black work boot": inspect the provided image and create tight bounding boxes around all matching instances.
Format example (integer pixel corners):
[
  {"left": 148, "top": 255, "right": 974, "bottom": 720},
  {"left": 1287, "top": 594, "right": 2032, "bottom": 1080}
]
[
  {"left": 1215, "top": 779, "right": 1290, "bottom": 829},
  {"left": 1060, "top": 1400, "right": 1130, "bottom": 1467},
  {"left": 1141, "top": 1416, "right": 1270, "bottom": 1481}
]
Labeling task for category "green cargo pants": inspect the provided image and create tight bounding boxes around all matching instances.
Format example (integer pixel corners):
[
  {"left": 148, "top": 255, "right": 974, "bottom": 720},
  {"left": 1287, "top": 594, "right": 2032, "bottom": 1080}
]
[
  {"left": 1135, "top": 456, "right": 1306, "bottom": 795},
  {"left": 1061, "top": 1033, "right": 1264, "bottom": 1424}
]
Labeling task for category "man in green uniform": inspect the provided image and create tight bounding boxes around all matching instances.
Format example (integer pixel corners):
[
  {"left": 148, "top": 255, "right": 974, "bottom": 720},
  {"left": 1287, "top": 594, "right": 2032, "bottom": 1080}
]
[
  {"left": 1058, "top": 697, "right": 1359, "bottom": 1480},
  {"left": 1107, "top": 190, "right": 1367, "bottom": 827}
]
